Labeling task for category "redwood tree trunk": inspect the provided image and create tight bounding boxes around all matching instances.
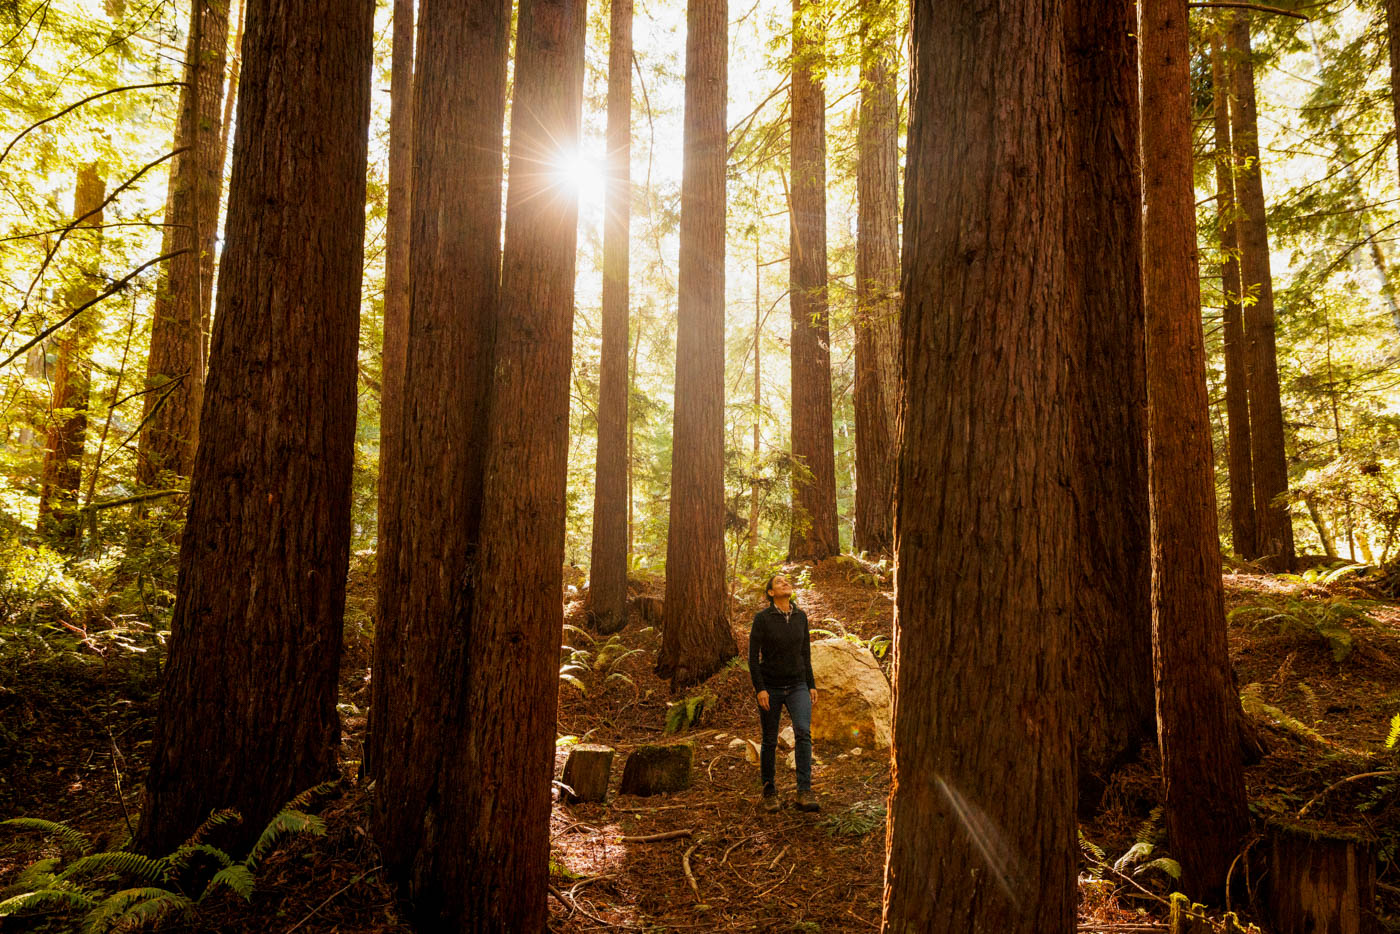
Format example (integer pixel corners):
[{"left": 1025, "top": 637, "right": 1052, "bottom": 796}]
[
  {"left": 1065, "top": 0, "right": 1154, "bottom": 809},
  {"left": 1140, "top": 0, "right": 1249, "bottom": 899},
  {"left": 881, "top": 0, "right": 1075, "bottom": 929},
  {"left": 368, "top": 0, "right": 510, "bottom": 919},
  {"left": 1228, "top": 14, "right": 1294, "bottom": 568},
  {"left": 367, "top": 0, "right": 413, "bottom": 784},
  {"left": 136, "top": 0, "right": 231, "bottom": 485},
  {"left": 787, "top": 0, "right": 839, "bottom": 561},
  {"left": 38, "top": 165, "right": 106, "bottom": 547},
  {"left": 852, "top": 0, "right": 898, "bottom": 557},
  {"left": 136, "top": 0, "right": 374, "bottom": 853},
  {"left": 1211, "top": 32, "right": 1257, "bottom": 560},
  {"left": 450, "top": 0, "right": 588, "bottom": 925},
  {"left": 657, "top": 0, "right": 738, "bottom": 690},
  {"left": 588, "top": 0, "right": 632, "bottom": 635},
  {"left": 1386, "top": 0, "right": 1400, "bottom": 193}
]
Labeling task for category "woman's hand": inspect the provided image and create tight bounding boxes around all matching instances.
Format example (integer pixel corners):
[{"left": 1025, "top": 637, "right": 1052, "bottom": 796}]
[
  {"left": 809, "top": 689, "right": 818, "bottom": 706},
  {"left": 757, "top": 690, "right": 770, "bottom": 711}
]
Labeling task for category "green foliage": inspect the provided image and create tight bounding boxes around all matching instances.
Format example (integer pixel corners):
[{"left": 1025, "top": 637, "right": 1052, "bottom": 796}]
[
  {"left": 1, "top": 817, "right": 90, "bottom": 854},
  {"left": 1229, "top": 597, "right": 1375, "bottom": 662},
  {"left": 559, "top": 630, "right": 641, "bottom": 696},
  {"left": 821, "top": 799, "right": 885, "bottom": 837}
]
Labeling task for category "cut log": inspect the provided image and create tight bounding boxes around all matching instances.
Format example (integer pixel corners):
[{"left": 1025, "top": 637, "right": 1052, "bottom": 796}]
[
  {"left": 560, "top": 744, "right": 614, "bottom": 803},
  {"left": 1169, "top": 894, "right": 1211, "bottom": 934},
  {"left": 618, "top": 742, "right": 692, "bottom": 796},
  {"left": 1266, "top": 820, "right": 1377, "bottom": 934},
  {"left": 631, "top": 595, "right": 664, "bottom": 626}
]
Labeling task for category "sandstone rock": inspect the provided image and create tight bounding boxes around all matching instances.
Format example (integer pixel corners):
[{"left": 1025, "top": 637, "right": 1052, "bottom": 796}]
[
  {"left": 779, "top": 726, "right": 795, "bottom": 749},
  {"left": 809, "top": 638, "right": 892, "bottom": 749}
]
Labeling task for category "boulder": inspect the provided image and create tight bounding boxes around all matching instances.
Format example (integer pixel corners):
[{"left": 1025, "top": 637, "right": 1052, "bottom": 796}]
[
  {"left": 809, "top": 637, "right": 892, "bottom": 749},
  {"left": 779, "top": 726, "right": 795, "bottom": 749},
  {"left": 618, "top": 742, "right": 693, "bottom": 796}
]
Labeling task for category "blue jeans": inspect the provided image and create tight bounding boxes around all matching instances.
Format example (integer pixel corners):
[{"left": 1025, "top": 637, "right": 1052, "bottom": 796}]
[{"left": 758, "top": 684, "right": 812, "bottom": 792}]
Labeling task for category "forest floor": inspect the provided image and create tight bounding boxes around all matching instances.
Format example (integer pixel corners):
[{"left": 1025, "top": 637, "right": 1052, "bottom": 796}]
[{"left": 2, "top": 556, "right": 1400, "bottom": 932}]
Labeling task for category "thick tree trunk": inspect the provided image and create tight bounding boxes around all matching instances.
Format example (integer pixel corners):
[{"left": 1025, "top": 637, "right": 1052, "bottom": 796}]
[
  {"left": 455, "top": 0, "right": 588, "bottom": 924},
  {"left": 1140, "top": 0, "right": 1250, "bottom": 899},
  {"left": 1228, "top": 14, "right": 1294, "bottom": 568},
  {"left": 852, "top": 0, "right": 898, "bottom": 557},
  {"left": 366, "top": 0, "right": 413, "bottom": 783},
  {"left": 38, "top": 166, "right": 106, "bottom": 547},
  {"left": 787, "top": 0, "right": 839, "bottom": 562},
  {"left": 657, "top": 0, "right": 738, "bottom": 690},
  {"left": 1065, "top": 0, "right": 1154, "bottom": 812},
  {"left": 368, "top": 0, "right": 510, "bottom": 919},
  {"left": 1386, "top": 0, "right": 1400, "bottom": 195},
  {"left": 881, "top": 0, "right": 1075, "bottom": 930},
  {"left": 1211, "top": 33, "right": 1258, "bottom": 560},
  {"left": 136, "top": 0, "right": 231, "bottom": 485},
  {"left": 588, "top": 0, "right": 632, "bottom": 636},
  {"left": 135, "top": 0, "right": 374, "bottom": 854}
]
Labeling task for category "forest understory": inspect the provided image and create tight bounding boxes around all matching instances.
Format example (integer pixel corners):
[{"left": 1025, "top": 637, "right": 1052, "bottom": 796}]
[{"left": 3, "top": 556, "right": 1400, "bottom": 933}]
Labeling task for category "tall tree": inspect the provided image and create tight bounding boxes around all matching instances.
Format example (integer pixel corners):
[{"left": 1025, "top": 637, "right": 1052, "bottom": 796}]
[
  {"left": 368, "top": 0, "right": 510, "bottom": 917},
  {"left": 1228, "top": 13, "right": 1294, "bottom": 567},
  {"left": 1386, "top": 0, "right": 1400, "bottom": 193},
  {"left": 1065, "top": 0, "right": 1154, "bottom": 808},
  {"left": 587, "top": 0, "right": 633, "bottom": 635},
  {"left": 1140, "top": 0, "right": 1249, "bottom": 898},
  {"left": 37, "top": 165, "right": 106, "bottom": 546},
  {"left": 852, "top": 0, "right": 898, "bottom": 557},
  {"left": 136, "top": 0, "right": 375, "bottom": 853},
  {"left": 136, "top": 0, "right": 231, "bottom": 485},
  {"left": 1211, "top": 31, "right": 1258, "bottom": 559},
  {"left": 787, "top": 0, "right": 839, "bottom": 561},
  {"left": 367, "top": 0, "right": 414, "bottom": 778},
  {"left": 657, "top": 0, "right": 738, "bottom": 689},
  {"left": 881, "top": 0, "right": 1075, "bottom": 929}
]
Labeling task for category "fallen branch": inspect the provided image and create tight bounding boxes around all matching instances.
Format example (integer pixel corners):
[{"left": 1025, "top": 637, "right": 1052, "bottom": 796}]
[
  {"left": 769, "top": 843, "right": 789, "bottom": 870},
  {"left": 1297, "top": 770, "right": 1399, "bottom": 817},
  {"left": 682, "top": 843, "right": 699, "bottom": 899},
  {"left": 617, "top": 828, "right": 692, "bottom": 843},
  {"left": 80, "top": 489, "right": 184, "bottom": 512},
  {"left": 1187, "top": 1, "right": 1308, "bottom": 19}
]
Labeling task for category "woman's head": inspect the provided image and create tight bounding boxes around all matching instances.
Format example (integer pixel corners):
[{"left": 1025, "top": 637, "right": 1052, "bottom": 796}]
[{"left": 765, "top": 574, "right": 794, "bottom": 604}]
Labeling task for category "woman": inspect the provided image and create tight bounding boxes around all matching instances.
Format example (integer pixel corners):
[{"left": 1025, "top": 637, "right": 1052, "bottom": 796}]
[{"left": 748, "top": 573, "right": 820, "bottom": 813}]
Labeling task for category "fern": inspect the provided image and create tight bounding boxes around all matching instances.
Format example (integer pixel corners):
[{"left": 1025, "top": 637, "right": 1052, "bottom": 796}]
[
  {"left": 244, "top": 808, "right": 325, "bottom": 871},
  {"left": 9, "top": 856, "right": 61, "bottom": 891},
  {"left": 1, "top": 817, "right": 91, "bottom": 853},
  {"left": 158, "top": 842, "right": 233, "bottom": 874},
  {"left": 0, "top": 886, "right": 100, "bottom": 916},
  {"left": 200, "top": 864, "right": 255, "bottom": 902},
  {"left": 83, "top": 887, "right": 192, "bottom": 933},
  {"left": 1077, "top": 830, "right": 1106, "bottom": 862},
  {"left": 181, "top": 808, "right": 241, "bottom": 846},
  {"left": 283, "top": 780, "right": 339, "bottom": 811},
  {"left": 663, "top": 692, "right": 714, "bottom": 735},
  {"left": 1135, "top": 806, "right": 1164, "bottom": 845},
  {"left": 1386, "top": 714, "right": 1400, "bottom": 750},
  {"left": 57, "top": 852, "right": 168, "bottom": 886}
]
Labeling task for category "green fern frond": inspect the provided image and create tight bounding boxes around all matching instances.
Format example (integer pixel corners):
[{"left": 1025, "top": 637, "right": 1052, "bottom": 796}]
[
  {"left": 1, "top": 818, "right": 90, "bottom": 853},
  {"left": 560, "top": 673, "right": 586, "bottom": 693},
  {"left": 561, "top": 623, "right": 595, "bottom": 644},
  {"left": 200, "top": 864, "right": 255, "bottom": 902},
  {"left": 0, "top": 886, "right": 99, "bottom": 916},
  {"left": 1138, "top": 857, "right": 1182, "bottom": 880},
  {"left": 9, "top": 857, "right": 61, "bottom": 891},
  {"left": 1385, "top": 714, "right": 1400, "bottom": 750},
  {"left": 283, "top": 781, "right": 339, "bottom": 811},
  {"left": 245, "top": 809, "right": 325, "bottom": 871},
  {"left": 83, "top": 887, "right": 192, "bottom": 933},
  {"left": 58, "top": 852, "right": 168, "bottom": 886},
  {"left": 158, "top": 842, "right": 234, "bottom": 873},
  {"left": 1135, "top": 806, "right": 1164, "bottom": 845},
  {"left": 181, "top": 808, "right": 241, "bottom": 847},
  {"left": 1077, "top": 830, "right": 1106, "bottom": 862}
]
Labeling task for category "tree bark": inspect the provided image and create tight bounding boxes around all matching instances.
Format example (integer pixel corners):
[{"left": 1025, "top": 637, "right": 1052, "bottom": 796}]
[
  {"left": 457, "top": 0, "right": 588, "bottom": 925},
  {"left": 852, "top": 0, "right": 898, "bottom": 557},
  {"left": 1210, "top": 32, "right": 1258, "bottom": 559},
  {"left": 1140, "top": 0, "right": 1250, "bottom": 899},
  {"left": 1065, "top": 0, "right": 1154, "bottom": 811},
  {"left": 136, "top": 0, "right": 231, "bottom": 485},
  {"left": 657, "top": 0, "right": 738, "bottom": 690},
  {"left": 1228, "top": 13, "right": 1294, "bottom": 568},
  {"left": 1386, "top": 0, "right": 1400, "bottom": 195},
  {"left": 787, "top": 0, "right": 839, "bottom": 562},
  {"left": 881, "top": 0, "right": 1075, "bottom": 930},
  {"left": 135, "top": 0, "right": 374, "bottom": 854},
  {"left": 37, "top": 165, "right": 106, "bottom": 547},
  {"left": 366, "top": 0, "right": 414, "bottom": 784},
  {"left": 588, "top": 0, "right": 632, "bottom": 636},
  {"left": 368, "top": 0, "right": 510, "bottom": 920}
]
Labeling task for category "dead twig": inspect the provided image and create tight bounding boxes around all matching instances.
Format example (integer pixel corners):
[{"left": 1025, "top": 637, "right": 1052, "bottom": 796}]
[
  {"left": 1298, "top": 770, "right": 1399, "bottom": 817},
  {"left": 617, "top": 828, "right": 692, "bottom": 843},
  {"left": 682, "top": 842, "right": 700, "bottom": 899},
  {"left": 769, "top": 843, "right": 789, "bottom": 870}
]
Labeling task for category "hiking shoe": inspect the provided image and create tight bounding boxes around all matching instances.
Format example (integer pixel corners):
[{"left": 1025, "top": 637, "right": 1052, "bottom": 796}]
[
  {"left": 795, "top": 790, "right": 820, "bottom": 813},
  {"left": 762, "top": 784, "right": 780, "bottom": 812}
]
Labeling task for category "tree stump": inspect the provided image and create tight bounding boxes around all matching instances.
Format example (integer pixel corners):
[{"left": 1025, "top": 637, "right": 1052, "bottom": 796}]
[
  {"left": 618, "top": 742, "right": 692, "bottom": 796},
  {"left": 1266, "top": 820, "right": 1377, "bottom": 934},
  {"left": 630, "top": 596, "right": 664, "bottom": 627},
  {"left": 1169, "top": 895, "right": 1249, "bottom": 934},
  {"left": 560, "top": 744, "right": 614, "bottom": 803}
]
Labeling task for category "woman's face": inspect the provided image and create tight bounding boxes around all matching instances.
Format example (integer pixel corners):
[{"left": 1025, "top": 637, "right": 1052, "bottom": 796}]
[{"left": 768, "top": 575, "right": 794, "bottom": 600}]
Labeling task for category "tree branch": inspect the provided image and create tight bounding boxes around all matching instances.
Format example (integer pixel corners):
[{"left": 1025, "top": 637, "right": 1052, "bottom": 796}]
[
  {"left": 1188, "top": 2, "right": 1309, "bottom": 20},
  {"left": 0, "top": 81, "right": 185, "bottom": 168}
]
